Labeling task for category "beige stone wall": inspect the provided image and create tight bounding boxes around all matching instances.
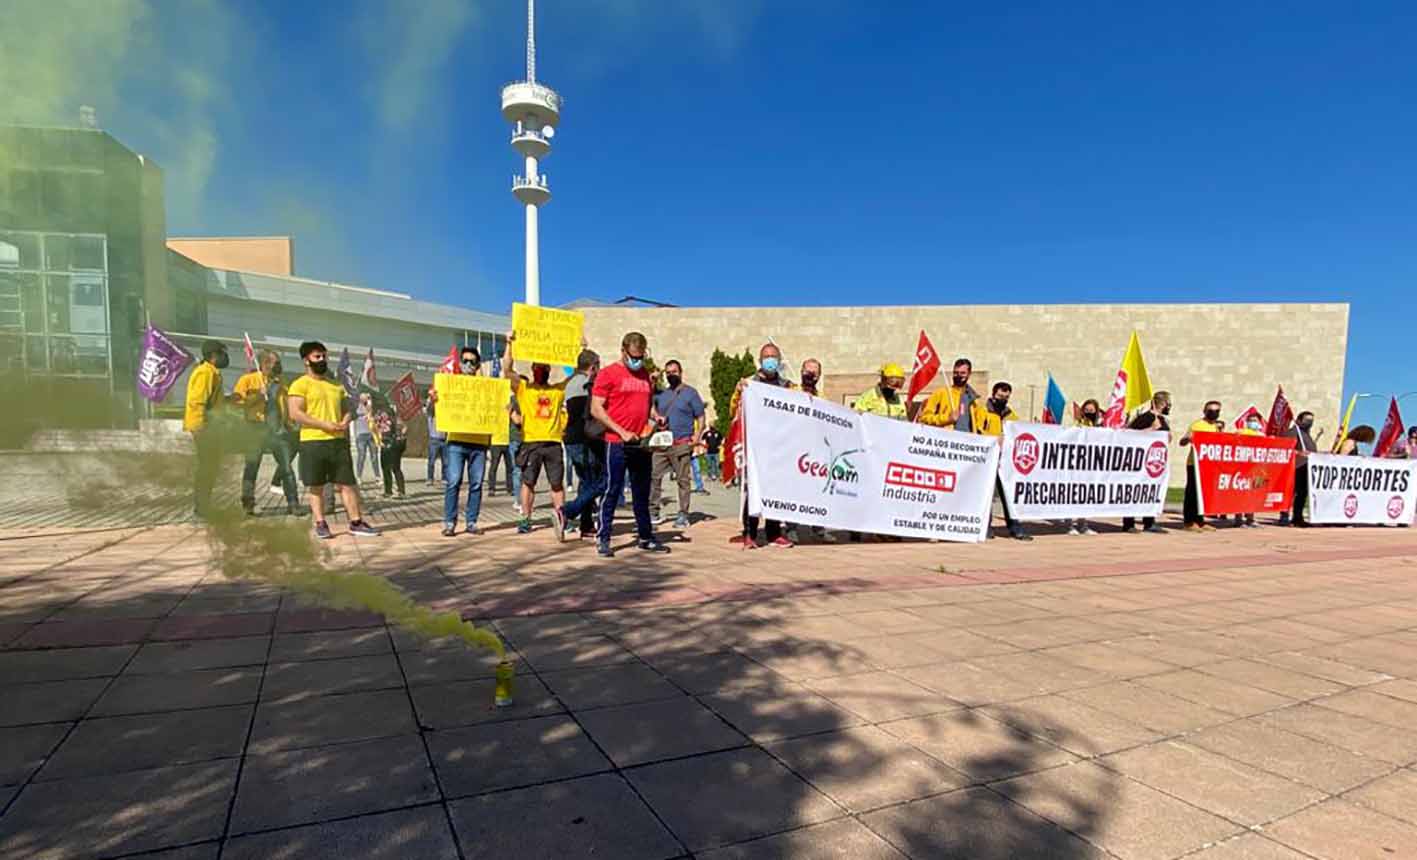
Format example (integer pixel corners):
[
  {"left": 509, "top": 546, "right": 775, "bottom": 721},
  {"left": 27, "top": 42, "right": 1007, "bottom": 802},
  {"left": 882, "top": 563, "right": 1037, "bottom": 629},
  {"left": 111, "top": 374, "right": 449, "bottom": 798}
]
[{"left": 581, "top": 303, "right": 1350, "bottom": 486}]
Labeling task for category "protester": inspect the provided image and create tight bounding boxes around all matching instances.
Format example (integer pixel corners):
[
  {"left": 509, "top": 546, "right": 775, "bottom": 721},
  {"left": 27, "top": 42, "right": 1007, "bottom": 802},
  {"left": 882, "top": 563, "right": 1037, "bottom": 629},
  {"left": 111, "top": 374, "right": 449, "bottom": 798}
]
[
  {"left": 650, "top": 359, "right": 706, "bottom": 530},
  {"left": 1339, "top": 425, "right": 1375, "bottom": 456},
  {"left": 1282, "top": 410, "right": 1319, "bottom": 527},
  {"left": 430, "top": 346, "right": 490, "bottom": 537},
  {"left": 1235, "top": 412, "right": 1267, "bottom": 527},
  {"left": 588, "top": 332, "right": 670, "bottom": 556},
  {"left": 799, "top": 358, "right": 823, "bottom": 398},
  {"left": 917, "top": 358, "right": 980, "bottom": 430},
  {"left": 1069, "top": 398, "right": 1103, "bottom": 535},
  {"left": 425, "top": 395, "right": 446, "bottom": 486},
  {"left": 487, "top": 396, "right": 523, "bottom": 498},
  {"left": 286, "top": 341, "right": 378, "bottom": 539},
  {"left": 1384, "top": 426, "right": 1417, "bottom": 459},
  {"left": 234, "top": 349, "right": 298, "bottom": 516},
  {"left": 731, "top": 343, "right": 795, "bottom": 548},
  {"left": 854, "top": 363, "right": 909, "bottom": 419},
  {"left": 561, "top": 349, "right": 604, "bottom": 540},
  {"left": 1179, "top": 400, "right": 1226, "bottom": 532},
  {"left": 691, "top": 447, "right": 708, "bottom": 495},
  {"left": 503, "top": 333, "right": 570, "bottom": 538},
  {"left": 974, "top": 382, "right": 1031, "bottom": 540},
  {"left": 702, "top": 424, "right": 723, "bottom": 482},
  {"left": 374, "top": 399, "right": 407, "bottom": 498},
  {"left": 353, "top": 391, "right": 381, "bottom": 482},
  {"left": 1121, "top": 391, "right": 1172, "bottom": 534},
  {"left": 183, "top": 340, "right": 231, "bottom": 519}
]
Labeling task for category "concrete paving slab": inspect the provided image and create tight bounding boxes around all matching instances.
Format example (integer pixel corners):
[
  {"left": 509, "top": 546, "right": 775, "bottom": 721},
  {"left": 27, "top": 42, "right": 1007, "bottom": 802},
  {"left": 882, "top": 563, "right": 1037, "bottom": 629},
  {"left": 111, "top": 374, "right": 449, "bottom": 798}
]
[
  {"left": 1192, "top": 658, "right": 1346, "bottom": 701},
  {"left": 892, "top": 661, "right": 1042, "bottom": 707},
  {"left": 576, "top": 695, "right": 748, "bottom": 767},
  {"left": 397, "top": 642, "right": 511, "bottom": 685},
  {"left": 514, "top": 634, "right": 639, "bottom": 671},
  {"left": 1038, "top": 642, "right": 1179, "bottom": 679},
  {"left": 1343, "top": 768, "right": 1417, "bottom": 826},
  {"left": 0, "top": 722, "right": 71, "bottom": 785},
  {"left": 1134, "top": 669, "right": 1296, "bottom": 716},
  {"left": 1187, "top": 718, "right": 1394, "bottom": 793},
  {"left": 993, "top": 760, "right": 1241, "bottom": 860},
  {"left": 979, "top": 695, "right": 1163, "bottom": 757},
  {"left": 448, "top": 773, "right": 682, "bottom": 860},
  {"left": 1257, "top": 651, "right": 1393, "bottom": 687},
  {"left": 0, "top": 678, "right": 108, "bottom": 727},
  {"left": 860, "top": 785, "right": 1105, "bottom": 860},
  {"left": 1365, "top": 678, "right": 1417, "bottom": 704},
  {"left": 1256, "top": 703, "right": 1417, "bottom": 764},
  {"left": 1266, "top": 798, "right": 1417, "bottom": 860},
  {"left": 268, "top": 628, "right": 392, "bottom": 662},
  {"left": 0, "top": 760, "right": 237, "bottom": 860},
  {"left": 702, "top": 682, "right": 866, "bottom": 743},
  {"left": 540, "top": 663, "right": 684, "bottom": 710},
  {"left": 35, "top": 705, "right": 250, "bottom": 781},
  {"left": 148, "top": 612, "right": 274, "bottom": 641},
  {"left": 1182, "top": 833, "right": 1313, "bottom": 859},
  {"left": 409, "top": 674, "right": 562, "bottom": 730},
  {"left": 640, "top": 650, "right": 783, "bottom": 693},
  {"left": 125, "top": 636, "right": 270, "bottom": 674},
  {"left": 230, "top": 734, "right": 438, "bottom": 833},
  {"left": 259, "top": 654, "right": 403, "bottom": 703},
  {"left": 1059, "top": 681, "right": 1232, "bottom": 735},
  {"left": 626, "top": 747, "right": 841, "bottom": 852},
  {"left": 698, "top": 818, "right": 907, "bottom": 860},
  {"left": 90, "top": 667, "right": 262, "bottom": 716},
  {"left": 0, "top": 645, "right": 136, "bottom": 684},
  {"left": 224, "top": 804, "right": 458, "bottom": 860},
  {"left": 426, "top": 714, "right": 610, "bottom": 798},
  {"left": 878, "top": 710, "right": 1077, "bottom": 781},
  {"left": 765, "top": 725, "right": 968, "bottom": 812},
  {"left": 1316, "top": 688, "right": 1417, "bottom": 731},
  {"left": 803, "top": 671, "right": 962, "bottom": 723},
  {"left": 249, "top": 689, "right": 416, "bottom": 754}
]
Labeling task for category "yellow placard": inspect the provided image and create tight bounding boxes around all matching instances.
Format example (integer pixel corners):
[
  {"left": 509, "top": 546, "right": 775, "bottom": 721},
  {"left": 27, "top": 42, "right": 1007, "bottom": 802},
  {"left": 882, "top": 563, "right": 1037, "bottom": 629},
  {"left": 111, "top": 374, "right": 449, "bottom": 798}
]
[
  {"left": 512, "top": 303, "right": 584, "bottom": 367},
  {"left": 434, "top": 374, "right": 511, "bottom": 441}
]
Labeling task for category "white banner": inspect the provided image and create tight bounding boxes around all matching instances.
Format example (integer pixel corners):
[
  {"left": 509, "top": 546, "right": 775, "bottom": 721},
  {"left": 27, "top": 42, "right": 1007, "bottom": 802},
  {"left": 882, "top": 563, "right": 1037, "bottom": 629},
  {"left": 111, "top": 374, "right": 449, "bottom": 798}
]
[
  {"left": 743, "top": 382, "right": 999, "bottom": 542},
  {"left": 1308, "top": 454, "right": 1417, "bottom": 525},
  {"left": 998, "top": 422, "right": 1171, "bottom": 521}
]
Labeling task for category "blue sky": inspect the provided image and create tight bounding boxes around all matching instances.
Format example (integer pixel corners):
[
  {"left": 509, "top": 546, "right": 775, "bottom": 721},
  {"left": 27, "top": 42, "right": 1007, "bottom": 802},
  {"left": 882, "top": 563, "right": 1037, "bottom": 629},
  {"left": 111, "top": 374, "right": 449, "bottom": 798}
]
[{"left": 9, "top": 1, "right": 1413, "bottom": 430}]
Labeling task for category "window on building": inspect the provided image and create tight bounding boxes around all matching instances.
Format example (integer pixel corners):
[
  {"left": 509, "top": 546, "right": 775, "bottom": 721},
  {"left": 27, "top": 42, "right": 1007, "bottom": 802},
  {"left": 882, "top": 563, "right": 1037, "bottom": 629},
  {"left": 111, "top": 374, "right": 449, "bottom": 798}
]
[
  {"left": 0, "top": 232, "right": 40, "bottom": 269},
  {"left": 71, "top": 235, "right": 105, "bottom": 271},
  {"left": 20, "top": 275, "right": 42, "bottom": 333},
  {"left": 43, "top": 234, "right": 70, "bottom": 271}
]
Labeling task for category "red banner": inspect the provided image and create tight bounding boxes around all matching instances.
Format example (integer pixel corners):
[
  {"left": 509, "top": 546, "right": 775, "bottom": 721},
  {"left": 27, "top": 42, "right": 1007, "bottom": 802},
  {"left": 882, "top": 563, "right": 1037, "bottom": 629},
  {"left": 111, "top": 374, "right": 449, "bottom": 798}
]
[
  {"left": 389, "top": 372, "right": 421, "bottom": 422},
  {"left": 721, "top": 410, "right": 744, "bottom": 485},
  {"left": 1192, "top": 431, "right": 1297, "bottom": 515}
]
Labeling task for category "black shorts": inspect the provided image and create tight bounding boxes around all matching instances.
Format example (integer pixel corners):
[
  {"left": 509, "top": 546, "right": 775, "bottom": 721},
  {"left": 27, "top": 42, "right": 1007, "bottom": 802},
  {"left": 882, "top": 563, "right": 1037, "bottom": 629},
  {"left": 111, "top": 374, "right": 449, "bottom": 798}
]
[
  {"left": 299, "top": 438, "right": 356, "bottom": 487},
  {"left": 517, "top": 441, "right": 565, "bottom": 490}
]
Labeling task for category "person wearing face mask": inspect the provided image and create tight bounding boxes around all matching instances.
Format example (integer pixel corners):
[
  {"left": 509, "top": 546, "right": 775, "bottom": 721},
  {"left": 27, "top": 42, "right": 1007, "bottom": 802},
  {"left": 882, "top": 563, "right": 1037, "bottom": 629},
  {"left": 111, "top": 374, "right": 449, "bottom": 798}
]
[
  {"left": 588, "top": 332, "right": 670, "bottom": 556},
  {"left": 234, "top": 349, "right": 299, "bottom": 516},
  {"left": 1069, "top": 399, "right": 1104, "bottom": 536},
  {"left": 561, "top": 349, "right": 604, "bottom": 540},
  {"left": 1233, "top": 412, "right": 1269, "bottom": 528},
  {"left": 854, "top": 363, "right": 909, "bottom": 420},
  {"left": 1121, "top": 391, "right": 1173, "bottom": 534},
  {"left": 1280, "top": 411, "right": 1319, "bottom": 527},
  {"left": 799, "top": 358, "right": 823, "bottom": 398},
  {"left": 650, "top": 359, "right": 706, "bottom": 530},
  {"left": 972, "top": 382, "right": 1031, "bottom": 540},
  {"left": 503, "top": 332, "right": 571, "bottom": 538},
  {"left": 353, "top": 391, "right": 381, "bottom": 483},
  {"left": 427, "top": 346, "right": 491, "bottom": 537},
  {"left": 918, "top": 358, "right": 980, "bottom": 431},
  {"left": 730, "top": 342, "right": 797, "bottom": 548},
  {"left": 184, "top": 340, "right": 232, "bottom": 519},
  {"left": 286, "top": 341, "right": 379, "bottom": 540},
  {"left": 1179, "top": 400, "right": 1225, "bottom": 531}
]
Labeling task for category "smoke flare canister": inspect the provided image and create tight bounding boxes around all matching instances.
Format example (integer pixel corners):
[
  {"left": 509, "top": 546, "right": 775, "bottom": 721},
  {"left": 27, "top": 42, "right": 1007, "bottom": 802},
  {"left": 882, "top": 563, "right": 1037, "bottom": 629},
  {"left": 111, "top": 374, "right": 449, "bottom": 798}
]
[{"left": 494, "top": 661, "right": 515, "bottom": 707}]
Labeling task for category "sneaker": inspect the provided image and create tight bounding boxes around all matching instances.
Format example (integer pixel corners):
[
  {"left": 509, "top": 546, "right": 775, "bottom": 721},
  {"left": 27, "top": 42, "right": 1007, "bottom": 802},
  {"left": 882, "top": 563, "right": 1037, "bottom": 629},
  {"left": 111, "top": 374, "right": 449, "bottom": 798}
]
[
  {"left": 349, "top": 520, "right": 380, "bottom": 537},
  {"left": 674, "top": 513, "right": 690, "bottom": 529},
  {"left": 653, "top": 514, "right": 669, "bottom": 526},
  {"left": 1200, "top": 523, "right": 1217, "bottom": 532},
  {"left": 768, "top": 536, "right": 795, "bottom": 548},
  {"left": 638, "top": 539, "right": 672, "bottom": 553},
  {"left": 516, "top": 518, "right": 531, "bottom": 535},
  {"left": 1067, "top": 526, "right": 1080, "bottom": 536},
  {"left": 597, "top": 542, "right": 614, "bottom": 557},
  {"left": 1082, "top": 526, "right": 1100, "bottom": 535},
  {"left": 729, "top": 534, "right": 750, "bottom": 545},
  {"left": 442, "top": 524, "right": 457, "bottom": 537},
  {"left": 382, "top": 491, "right": 391, "bottom": 498},
  {"left": 551, "top": 507, "right": 566, "bottom": 542},
  {"left": 466, "top": 525, "right": 482, "bottom": 536},
  {"left": 268, "top": 485, "right": 284, "bottom": 495},
  {"left": 1143, "top": 524, "right": 1165, "bottom": 534},
  {"left": 1184, "top": 523, "right": 1204, "bottom": 533},
  {"left": 314, "top": 521, "right": 334, "bottom": 540},
  {"left": 1011, "top": 531, "right": 1034, "bottom": 542},
  {"left": 396, "top": 491, "right": 406, "bottom": 499}
]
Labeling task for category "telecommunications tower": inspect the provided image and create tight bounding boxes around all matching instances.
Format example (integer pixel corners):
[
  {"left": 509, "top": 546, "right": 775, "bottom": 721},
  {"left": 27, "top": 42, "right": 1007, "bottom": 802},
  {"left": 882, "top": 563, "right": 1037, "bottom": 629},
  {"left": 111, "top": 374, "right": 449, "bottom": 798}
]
[{"left": 501, "top": 0, "right": 561, "bottom": 306}]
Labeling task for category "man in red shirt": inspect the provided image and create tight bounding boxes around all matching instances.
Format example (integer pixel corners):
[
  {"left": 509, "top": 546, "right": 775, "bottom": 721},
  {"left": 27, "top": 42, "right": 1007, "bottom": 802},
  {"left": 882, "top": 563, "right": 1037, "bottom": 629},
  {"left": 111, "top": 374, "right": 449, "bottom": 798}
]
[{"left": 590, "top": 331, "right": 671, "bottom": 557}]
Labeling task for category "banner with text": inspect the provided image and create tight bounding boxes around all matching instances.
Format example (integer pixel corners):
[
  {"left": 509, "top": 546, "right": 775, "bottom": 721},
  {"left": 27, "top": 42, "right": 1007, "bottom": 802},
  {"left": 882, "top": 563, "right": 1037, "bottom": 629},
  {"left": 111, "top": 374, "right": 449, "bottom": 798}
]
[
  {"left": 512, "top": 303, "right": 584, "bottom": 367},
  {"left": 743, "top": 382, "right": 999, "bottom": 542},
  {"left": 999, "top": 423, "right": 1171, "bottom": 520},
  {"left": 434, "top": 374, "right": 511, "bottom": 441},
  {"left": 1307, "top": 453, "right": 1417, "bottom": 525},
  {"left": 1192, "top": 431, "right": 1297, "bottom": 515}
]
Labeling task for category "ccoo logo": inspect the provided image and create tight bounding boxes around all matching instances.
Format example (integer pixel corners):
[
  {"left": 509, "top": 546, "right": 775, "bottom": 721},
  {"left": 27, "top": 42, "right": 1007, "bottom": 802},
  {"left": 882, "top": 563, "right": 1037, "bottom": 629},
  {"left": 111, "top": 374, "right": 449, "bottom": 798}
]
[
  {"left": 1013, "top": 433, "right": 1040, "bottom": 475},
  {"left": 1144, "top": 441, "right": 1169, "bottom": 479}
]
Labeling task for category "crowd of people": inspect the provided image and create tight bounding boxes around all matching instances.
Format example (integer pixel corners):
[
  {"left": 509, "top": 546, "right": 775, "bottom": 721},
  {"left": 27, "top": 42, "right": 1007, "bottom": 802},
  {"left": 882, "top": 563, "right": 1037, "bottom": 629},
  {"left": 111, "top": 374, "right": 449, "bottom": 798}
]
[{"left": 183, "top": 332, "right": 1417, "bottom": 548}]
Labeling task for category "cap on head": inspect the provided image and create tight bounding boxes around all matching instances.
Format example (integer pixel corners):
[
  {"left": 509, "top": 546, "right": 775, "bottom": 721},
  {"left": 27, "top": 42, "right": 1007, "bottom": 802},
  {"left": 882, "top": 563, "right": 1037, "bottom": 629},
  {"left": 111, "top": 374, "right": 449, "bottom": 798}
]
[{"left": 880, "top": 362, "right": 906, "bottom": 378}]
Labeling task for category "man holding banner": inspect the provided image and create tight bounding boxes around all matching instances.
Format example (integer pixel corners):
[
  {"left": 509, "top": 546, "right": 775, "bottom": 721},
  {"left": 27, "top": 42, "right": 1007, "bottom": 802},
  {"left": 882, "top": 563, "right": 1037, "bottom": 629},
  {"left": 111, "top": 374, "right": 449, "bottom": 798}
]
[
  {"left": 974, "top": 382, "right": 1031, "bottom": 540},
  {"left": 1179, "top": 401, "right": 1226, "bottom": 531},
  {"left": 917, "top": 358, "right": 979, "bottom": 431},
  {"left": 503, "top": 333, "right": 570, "bottom": 539},
  {"left": 1121, "top": 391, "right": 1173, "bottom": 534},
  {"left": 1282, "top": 411, "right": 1320, "bottom": 527},
  {"left": 432, "top": 345, "right": 494, "bottom": 537}
]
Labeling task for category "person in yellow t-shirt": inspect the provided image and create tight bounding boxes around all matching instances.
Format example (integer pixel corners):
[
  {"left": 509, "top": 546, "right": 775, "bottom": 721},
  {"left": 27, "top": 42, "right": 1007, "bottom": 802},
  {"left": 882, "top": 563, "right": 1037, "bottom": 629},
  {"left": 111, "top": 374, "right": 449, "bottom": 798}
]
[
  {"left": 285, "top": 340, "right": 378, "bottom": 540},
  {"left": 917, "top": 357, "right": 981, "bottom": 431},
  {"left": 183, "top": 340, "right": 230, "bottom": 518},
  {"left": 973, "top": 381, "right": 1031, "bottom": 541},
  {"left": 233, "top": 349, "right": 298, "bottom": 515},
  {"left": 1179, "top": 400, "right": 1226, "bottom": 531},
  {"left": 502, "top": 332, "right": 569, "bottom": 538}
]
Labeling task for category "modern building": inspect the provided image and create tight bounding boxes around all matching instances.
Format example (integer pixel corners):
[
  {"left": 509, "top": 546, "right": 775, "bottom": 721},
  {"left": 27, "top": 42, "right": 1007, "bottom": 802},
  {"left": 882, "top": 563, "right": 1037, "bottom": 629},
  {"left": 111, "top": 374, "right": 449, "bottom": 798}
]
[{"left": 1, "top": 123, "right": 509, "bottom": 441}]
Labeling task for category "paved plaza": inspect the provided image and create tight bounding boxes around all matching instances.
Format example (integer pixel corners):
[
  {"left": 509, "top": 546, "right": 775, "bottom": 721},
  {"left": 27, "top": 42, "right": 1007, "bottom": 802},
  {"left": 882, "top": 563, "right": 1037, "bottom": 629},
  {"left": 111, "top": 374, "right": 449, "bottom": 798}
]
[{"left": 2, "top": 476, "right": 1417, "bottom": 859}]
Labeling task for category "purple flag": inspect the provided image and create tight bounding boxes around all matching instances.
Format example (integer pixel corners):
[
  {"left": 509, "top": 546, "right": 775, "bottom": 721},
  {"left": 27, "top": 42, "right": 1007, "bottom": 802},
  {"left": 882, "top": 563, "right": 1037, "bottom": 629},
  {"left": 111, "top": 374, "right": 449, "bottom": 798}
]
[{"left": 136, "top": 325, "right": 195, "bottom": 403}]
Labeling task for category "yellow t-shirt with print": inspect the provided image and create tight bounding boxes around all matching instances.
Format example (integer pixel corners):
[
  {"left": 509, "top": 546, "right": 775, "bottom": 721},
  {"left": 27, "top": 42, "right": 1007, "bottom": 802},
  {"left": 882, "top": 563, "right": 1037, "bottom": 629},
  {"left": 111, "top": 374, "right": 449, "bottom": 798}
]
[
  {"left": 288, "top": 375, "right": 347, "bottom": 442},
  {"left": 513, "top": 378, "right": 568, "bottom": 443}
]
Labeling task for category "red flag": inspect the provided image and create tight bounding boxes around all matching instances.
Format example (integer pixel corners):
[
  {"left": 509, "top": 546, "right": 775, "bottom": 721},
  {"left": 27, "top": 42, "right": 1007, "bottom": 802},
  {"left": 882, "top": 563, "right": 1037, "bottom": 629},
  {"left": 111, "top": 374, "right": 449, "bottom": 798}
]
[
  {"left": 1101, "top": 368, "right": 1128, "bottom": 428},
  {"left": 361, "top": 348, "right": 378, "bottom": 389},
  {"left": 1233, "top": 404, "right": 1262, "bottom": 430},
  {"left": 1374, "top": 397, "right": 1404, "bottom": 458},
  {"left": 906, "top": 330, "right": 941, "bottom": 403},
  {"left": 389, "top": 372, "right": 420, "bottom": 421},
  {"left": 242, "top": 332, "right": 256, "bottom": 371},
  {"left": 437, "top": 345, "right": 460, "bottom": 375},
  {"left": 1071, "top": 401, "right": 1082, "bottom": 423},
  {"left": 721, "top": 411, "right": 744, "bottom": 485},
  {"left": 1265, "top": 386, "right": 1294, "bottom": 436}
]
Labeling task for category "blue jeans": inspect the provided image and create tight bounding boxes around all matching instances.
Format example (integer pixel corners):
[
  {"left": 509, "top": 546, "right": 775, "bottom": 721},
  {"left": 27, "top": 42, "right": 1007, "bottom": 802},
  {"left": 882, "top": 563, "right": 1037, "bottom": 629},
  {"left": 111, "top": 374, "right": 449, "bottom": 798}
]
[
  {"left": 443, "top": 441, "right": 486, "bottom": 528},
  {"left": 705, "top": 452, "right": 720, "bottom": 480},
  {"left": 599, "top": 442, "right": 653, "bottom": 545},
  {"left": 563, "top": 441, "right": 606, "bottom": 535},
  {"left": 356, "top": 433, "right": 380, "bottom": 478},
  {"left": 427, "top": 438, "right": 446, "bottom": 481},
  {"left": 691, "top": 455, "right": 704, "bottom": 492}
]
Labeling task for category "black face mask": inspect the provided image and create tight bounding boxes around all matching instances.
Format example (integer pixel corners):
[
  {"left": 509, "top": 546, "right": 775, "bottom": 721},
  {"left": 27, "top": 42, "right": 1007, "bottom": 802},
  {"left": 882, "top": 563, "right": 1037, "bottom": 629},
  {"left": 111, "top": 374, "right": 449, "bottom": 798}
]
[
  {"left": 800, "top": 372, "right": 818, "bottom": 388},
  {"left": 1083, "top": 411, "right": 1099, "bottom": 423},
  {"left": 1161, "top": 405, "right": 1171, "bottom": 415},
  {"left": 270, "top": 364, "right": 282, "bottom": 376},
  {"left": 666, "top": 374, "right": 681, "bottom": 388},
  {"left": 309, "top": 359, "right": 329, "bottom": 376},
  {"left": 1298, "top": 419, "right": 1314, "bottom": 431},
  {"left": 533, "top": 368, "right": 551, "bottom": 385},
  {"left": 1204, "top": 409, "right": 1221, "bottom": 422},
  {"left": 990, "top": 398, "right": 1009, "bottom": 414},
  {"left": 952, "top": 373, "right": 969, "bottom": 387},
  {"left": 212, "top": 352, "right": 230, "bottom": 369}
]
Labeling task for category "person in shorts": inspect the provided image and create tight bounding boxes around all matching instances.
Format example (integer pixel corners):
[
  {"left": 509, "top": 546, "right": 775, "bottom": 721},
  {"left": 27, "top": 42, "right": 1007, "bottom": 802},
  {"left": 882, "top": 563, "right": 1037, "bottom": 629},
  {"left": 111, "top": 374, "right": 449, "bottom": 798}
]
[
  {"left": 286, "top": 340, "right": 379, "bottom": 540},
  {"left": 502, "top": 332, "right": 569, "bottom": 538}
]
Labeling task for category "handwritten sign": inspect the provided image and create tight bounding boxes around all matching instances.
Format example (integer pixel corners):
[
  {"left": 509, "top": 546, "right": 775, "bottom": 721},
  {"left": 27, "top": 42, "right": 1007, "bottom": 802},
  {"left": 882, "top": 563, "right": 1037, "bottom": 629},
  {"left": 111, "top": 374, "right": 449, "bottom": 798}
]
[
  {"left": 434, "top": 374, "right": 511, "bottom": 440},
  {"left": 512, "top": 303, "right": 583, "bottom": 367}
]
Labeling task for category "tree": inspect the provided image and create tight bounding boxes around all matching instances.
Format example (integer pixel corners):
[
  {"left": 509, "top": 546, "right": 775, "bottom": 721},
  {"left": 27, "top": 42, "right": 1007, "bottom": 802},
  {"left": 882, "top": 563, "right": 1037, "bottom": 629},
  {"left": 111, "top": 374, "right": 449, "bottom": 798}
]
[{"left": 708, "top": 347, "right": 758, "bottom": 434}]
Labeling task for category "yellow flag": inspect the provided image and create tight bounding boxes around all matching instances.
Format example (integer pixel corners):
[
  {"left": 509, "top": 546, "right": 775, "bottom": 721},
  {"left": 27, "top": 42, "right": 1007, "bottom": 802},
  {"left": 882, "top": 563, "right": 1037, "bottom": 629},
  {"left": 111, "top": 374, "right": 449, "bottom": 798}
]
[
  {"left": 1120, "top": 331, "right": 1153, "bottom": 412},
  {"left": 1331, "top": 393, "right": 1358, "bottom": 453}
]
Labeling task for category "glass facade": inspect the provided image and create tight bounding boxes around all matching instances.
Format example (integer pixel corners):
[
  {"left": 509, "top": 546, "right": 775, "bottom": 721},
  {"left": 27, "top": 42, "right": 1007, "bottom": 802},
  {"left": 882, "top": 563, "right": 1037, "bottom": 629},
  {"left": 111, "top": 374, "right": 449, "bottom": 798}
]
[{"left": 0, "top": 230, "right": 111, "bottom": 379}]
